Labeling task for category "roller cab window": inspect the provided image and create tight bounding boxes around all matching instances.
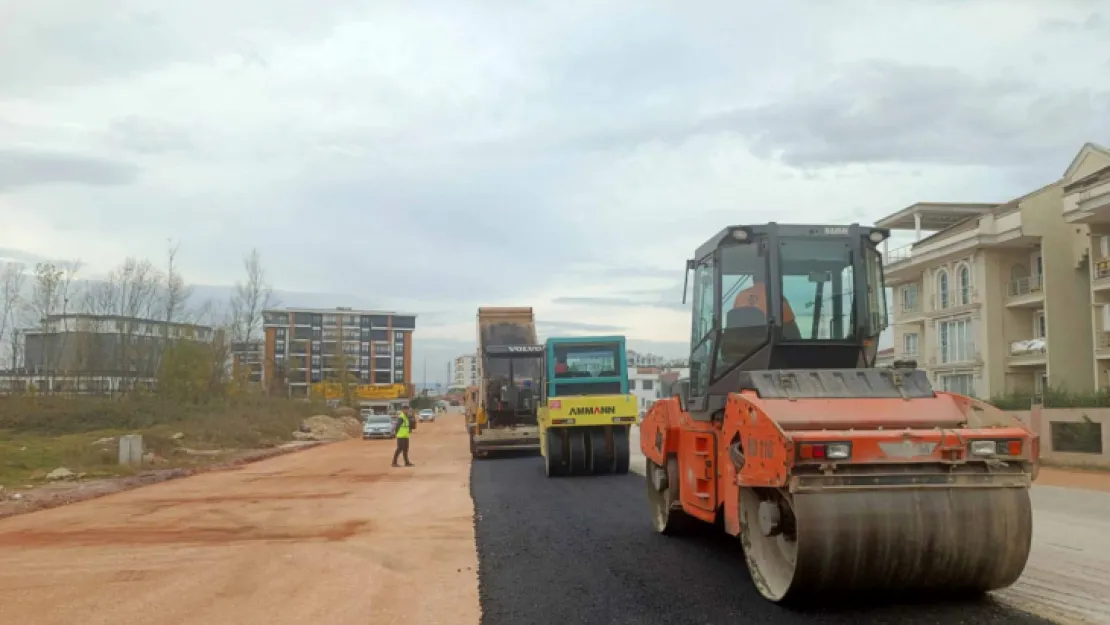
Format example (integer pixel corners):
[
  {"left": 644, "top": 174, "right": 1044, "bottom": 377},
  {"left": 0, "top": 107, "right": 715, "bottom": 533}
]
[
  {"left": 717, "top": 239, "right": 771, "bottom": 375},
  {"left": 550, "top": 342, "right": 625, "bottom": 396},
  {"left": 778, "top": 237, "right": 856, "bottom": 341}
]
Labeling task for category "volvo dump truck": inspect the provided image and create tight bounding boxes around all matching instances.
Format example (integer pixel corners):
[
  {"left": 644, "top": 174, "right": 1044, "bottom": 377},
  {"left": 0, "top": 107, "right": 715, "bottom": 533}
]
[
  {"left": 640, "top": 222, "right": 1037, "bottom": 604},
  {"left": 470, "top": 307, "right": 544, "bottom": 457},
  {"left": 537, "top": 336, "right": 638, "bottom": 477}
]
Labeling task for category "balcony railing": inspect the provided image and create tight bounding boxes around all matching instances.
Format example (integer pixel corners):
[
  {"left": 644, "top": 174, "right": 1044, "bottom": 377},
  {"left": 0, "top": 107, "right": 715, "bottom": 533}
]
[
  {"left": 1096, "top": 258, "right": 1110, "bottom": 281},
  {"left": 1098, "top": 332, "right": 1110, "bottom": 349},
  {"left": 1008, "top": 275, "right": 1044, "bottom": 298},
  {"left": 931, "top": 288, "right": 977, "bottom": 311},
  {"left": 884, "top": 245, "right": 913, "bottom": 265},
  {"left": 1009, "top": 338, "right": 1047, "bottom": 357}
]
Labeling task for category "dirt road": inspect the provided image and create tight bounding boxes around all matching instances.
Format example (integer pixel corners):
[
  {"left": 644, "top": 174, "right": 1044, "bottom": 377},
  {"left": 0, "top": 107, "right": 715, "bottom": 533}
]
[{"left": 0, "top": 415, "right": 479, "bottom": 625}]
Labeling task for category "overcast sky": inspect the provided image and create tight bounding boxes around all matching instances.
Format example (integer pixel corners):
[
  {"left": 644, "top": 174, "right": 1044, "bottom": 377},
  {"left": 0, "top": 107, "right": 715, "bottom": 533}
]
[{"left": 2, "top": 0, "right": 1109, "bottom": 383}]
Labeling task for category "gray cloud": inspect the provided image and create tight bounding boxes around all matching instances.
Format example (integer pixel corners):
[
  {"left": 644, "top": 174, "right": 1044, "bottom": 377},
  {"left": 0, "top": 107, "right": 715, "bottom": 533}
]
[
  {"left": 557, "top": 60, "right": 1110, "bottom": 172},
  {"left": 3, "top": 1, "right": 1108, "bottom": 378},
  {"left": 108, "top": 116, "right": 196, "bottom": 155},
  {"left": 0, "top": 148, "right": 140, "bottom": 192},
  {"left": 0, "top": 247, "right": 51, "bottom": 265},
  {"left": 537, "top": 319, "right": 625, "bottom": 334}
]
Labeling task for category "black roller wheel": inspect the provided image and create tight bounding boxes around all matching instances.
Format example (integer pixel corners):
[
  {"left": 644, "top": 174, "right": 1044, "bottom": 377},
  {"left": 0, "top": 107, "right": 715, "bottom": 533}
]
[
  {"left": 612, "top": 425, "right": 630, "bottom": 475},
  {"left": 567, "top": 428, "right": 588, "bottom": 476},
  {"left": 544, "top": 428, "right": 567, "bottom": 477},
  {"left": 587, "top": 427, "right": 611, "bottom": 475}
]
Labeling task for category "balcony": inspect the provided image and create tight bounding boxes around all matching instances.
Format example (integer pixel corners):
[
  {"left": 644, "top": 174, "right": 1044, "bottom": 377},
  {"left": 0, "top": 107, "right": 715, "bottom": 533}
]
[
  {"left": 930, "top": 288, "right": 979, "bottom": 315},
  {"left": 1005, "top": 275, "right": 1045, "bottom": 308},
  {"left": 893, "top": 298, "right": 925, "bottom": 324},
  {"left": 1007, "top": 338, "right": 1047, "bottom": 367},
  {"left": 929, "top": 349, "right": 983, "bottom": 369},
  {"left": 1063, "top": 166, "right": 1110, "bottom": 224},
  {"left": 1096, "top": 332, "right": 1110, "bottom": 360},
  {"left": 885, "top": 244, "right": 913, "bottom": 267},
  {"left": 1092, "top": 258, "right": 1110, "bottom": 292}
]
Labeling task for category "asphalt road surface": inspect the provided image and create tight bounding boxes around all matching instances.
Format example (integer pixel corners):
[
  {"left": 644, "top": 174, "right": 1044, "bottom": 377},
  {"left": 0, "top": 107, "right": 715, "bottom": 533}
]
[{"left": 472, "top": 453, "right": 1056, "bottom": 625}]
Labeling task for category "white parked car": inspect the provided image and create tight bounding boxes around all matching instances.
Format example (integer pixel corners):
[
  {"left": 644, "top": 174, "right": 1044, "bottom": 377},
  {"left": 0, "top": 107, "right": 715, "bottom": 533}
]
[
  {"left": 418, "top": 409, "right": 436, "bottom": 423},
  {"left": 362, "top": 414, "right": 396, "bottom": 439}
]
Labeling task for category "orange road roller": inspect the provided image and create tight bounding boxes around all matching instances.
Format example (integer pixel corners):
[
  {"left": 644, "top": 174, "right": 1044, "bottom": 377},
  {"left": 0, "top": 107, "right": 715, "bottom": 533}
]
[{"left": 640, "top": 222, "right": 1037, "bottom": 603}]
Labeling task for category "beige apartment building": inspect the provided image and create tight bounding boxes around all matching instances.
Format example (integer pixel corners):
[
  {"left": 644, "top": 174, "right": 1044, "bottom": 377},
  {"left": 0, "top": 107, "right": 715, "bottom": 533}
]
[{"left": 879, "top": 143, "right": 1110, "bottom": 399}]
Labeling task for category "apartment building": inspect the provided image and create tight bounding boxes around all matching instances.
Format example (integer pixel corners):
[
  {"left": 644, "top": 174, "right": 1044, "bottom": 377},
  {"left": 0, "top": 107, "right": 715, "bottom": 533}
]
[
  {"left": 261, "top": 307, "right": 416, "bottom": 401},
  {"left": 625, "top": 349, "right": 688, "bottom": 368},
  {"left": 629, "top": 365, "right": 691, "bottom": 415},
  {"left": 452, "top": 353, "right": 478, "bottom": 388},
  {"left": 3, "top": 313, "right": 215, "bottom": 394},
  {"left": 230, "top": 340, "right": 263, "bottom": 386},
  {"left": 1062, "top": 144, "right": 1110, "bottom": 388},
  {"left": 879, "top": 143, "right": 1110, "bottom": 398}
]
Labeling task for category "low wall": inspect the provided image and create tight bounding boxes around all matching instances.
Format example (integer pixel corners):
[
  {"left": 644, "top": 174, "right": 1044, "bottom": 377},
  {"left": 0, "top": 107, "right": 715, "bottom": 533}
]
[{"left": 1012, "top": 407, "right": 1110, "bottom": 469}]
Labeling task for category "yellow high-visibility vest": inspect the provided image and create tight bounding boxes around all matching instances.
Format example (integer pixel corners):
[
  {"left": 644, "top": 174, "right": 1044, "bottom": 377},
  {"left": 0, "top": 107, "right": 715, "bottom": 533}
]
[{"left": 396, "top": 413, "right": 411, "bottom": 439}]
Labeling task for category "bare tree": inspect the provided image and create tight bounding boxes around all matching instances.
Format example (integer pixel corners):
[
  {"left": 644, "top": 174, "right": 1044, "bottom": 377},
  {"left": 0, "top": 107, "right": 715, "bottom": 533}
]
[
  {"left": 229, "top": 248, "right": 276, "bottom": 344},
  {"left": 21, "top": 261, "right": 81, "bottom": 391},
  {"left": 161, "top": 239, "right": 193, "bottom": 325},
  {"left": 0, "top": 262, "right": 26, "bottom": 370}
]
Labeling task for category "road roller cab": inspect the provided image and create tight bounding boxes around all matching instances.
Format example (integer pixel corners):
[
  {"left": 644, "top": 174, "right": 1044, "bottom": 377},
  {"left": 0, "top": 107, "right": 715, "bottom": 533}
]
[{"left": 640, "top": 222, "right": 1038, "bottom": 604}]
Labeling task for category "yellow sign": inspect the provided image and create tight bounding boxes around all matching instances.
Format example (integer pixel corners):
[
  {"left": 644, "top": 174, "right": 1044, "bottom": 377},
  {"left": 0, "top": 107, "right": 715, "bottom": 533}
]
[{"left": 311, "top": 383, "right": 407, "bottom": 400}]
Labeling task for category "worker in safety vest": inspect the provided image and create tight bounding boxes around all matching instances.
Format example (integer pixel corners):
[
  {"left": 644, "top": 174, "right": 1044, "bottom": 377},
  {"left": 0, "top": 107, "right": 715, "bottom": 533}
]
[
  {"left": 732, "top": 281, "right": 796, "bottom": 324},
  {"left": 392, "top": 409, "right": 415, "bottom": 467}
]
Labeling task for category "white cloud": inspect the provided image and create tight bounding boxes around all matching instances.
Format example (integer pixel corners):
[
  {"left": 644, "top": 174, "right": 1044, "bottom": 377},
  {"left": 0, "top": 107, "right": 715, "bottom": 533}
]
[{"left": 1, "top": 0, "right": 1108, "bottom": 382}]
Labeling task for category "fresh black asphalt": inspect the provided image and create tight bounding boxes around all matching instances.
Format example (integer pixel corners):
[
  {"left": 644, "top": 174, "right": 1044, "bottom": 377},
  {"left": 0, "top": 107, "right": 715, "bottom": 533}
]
[{"left": 471, "top": 453, "right": 1055, "bottom": 625}]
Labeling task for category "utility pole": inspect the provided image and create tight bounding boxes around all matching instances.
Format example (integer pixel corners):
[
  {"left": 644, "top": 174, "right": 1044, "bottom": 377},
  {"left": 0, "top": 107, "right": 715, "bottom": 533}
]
[{"left": 422, "top": 356, "right": 427, "bottom": 394}]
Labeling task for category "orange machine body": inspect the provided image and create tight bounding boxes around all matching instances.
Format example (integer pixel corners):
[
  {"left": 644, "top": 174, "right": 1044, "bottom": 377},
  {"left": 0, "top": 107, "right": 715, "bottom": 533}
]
[{"left": 639, "top": 390, "right": 1038, "bottom": 537}]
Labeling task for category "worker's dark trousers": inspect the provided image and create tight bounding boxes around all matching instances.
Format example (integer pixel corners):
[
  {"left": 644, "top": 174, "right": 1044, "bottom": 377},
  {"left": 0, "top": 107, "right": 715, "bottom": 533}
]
[{"left": 392, "top": 437, "right": 411, "bottom": 465}]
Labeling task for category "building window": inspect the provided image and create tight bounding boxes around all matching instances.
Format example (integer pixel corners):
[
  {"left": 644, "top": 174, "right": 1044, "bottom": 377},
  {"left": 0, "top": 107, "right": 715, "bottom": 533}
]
[
  {"left": 938, "top": 318, "right": 973, "bottom": 364},
  {"left": 940, "top": 374, "right": 974, "bottom": 397},
  {"left": 936, "top": 269, "right": 950, "bottom": 309},
  {"left": 1034, "top": 311, "right": 1046, "bottom": 339},
  {"left": 901, "top": 285, "right": 918, "bottom": 312},
  {"left": 391, "top": 315, "right": 416, "bottom": 330},
  {"left": 957, "top": 263, "right": 971, "bottom": 305},
  {"left": 375, "top": 357, "right": 391, "bottom": 370},
  {"left": 322, "top": 315, "right": 337, "bottom": 326},
  {"left": 360, "top": 356, "right": 370, "bottom": 367},
  {"left": 311, "top": 355, "right": 321, "bottom": 367},
  {"left": 642, "top": 380, "right": 654, "bottom": 391},
  {"left": 375, "top": 344, "right": 392, "bottom": 356},
  {"left": 903, "top": 333, "right": 918, "bottom": 356},
  {"left": 371, "top": 329, "right": 388, "bottom": 341},
  {"left": 629, "top": 379, "right": 637, "bottom": 391},
  {"left": 360, "top": 370, "right": 370, "bottom": 381},
  {"left": 374, "top": 370, "right": 392, "bottom": 384}
]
